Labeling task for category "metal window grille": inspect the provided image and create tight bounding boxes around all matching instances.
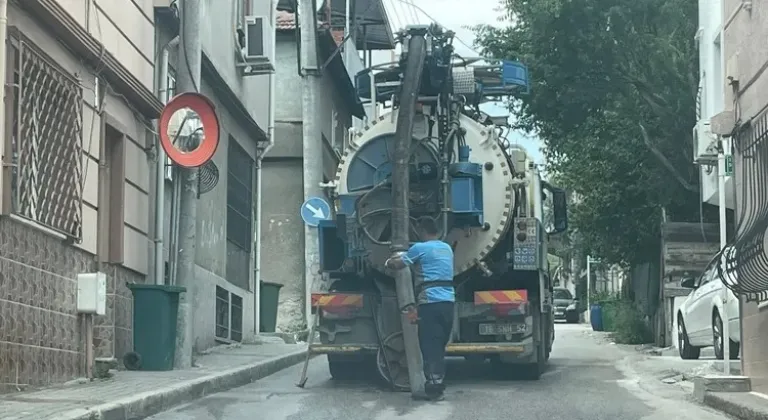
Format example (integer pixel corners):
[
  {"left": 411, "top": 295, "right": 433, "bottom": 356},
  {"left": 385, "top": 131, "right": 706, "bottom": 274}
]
[
  {"left": 718, "top": 111, "right": 768, "bottom": 302},
  {"left": 7, "top": 32, "right": 84, "bottom": 239},
  {"left": 214, "top": 286, "right": 244, "bottom": 342},
  {"left": 231, "top": 294, "right": 243, "bottom": 342},
  {"left": 226, "top": 139, "right": 254, "bottom": 252},
  {"left": 215, "top": 286, "right": 230, "bottom": 340}
]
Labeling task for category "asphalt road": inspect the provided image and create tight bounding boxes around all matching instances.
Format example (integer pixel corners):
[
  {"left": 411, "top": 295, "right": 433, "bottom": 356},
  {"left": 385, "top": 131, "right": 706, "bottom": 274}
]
[{"left": 148, "top": 324, "right": 730, "bottom": 420}]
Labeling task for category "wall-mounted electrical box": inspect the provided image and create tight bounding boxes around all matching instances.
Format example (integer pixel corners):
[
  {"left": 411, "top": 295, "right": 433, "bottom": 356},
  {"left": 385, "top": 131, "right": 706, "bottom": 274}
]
[{"left": 77, "top": 272, "right": 107, "bottom": 315}]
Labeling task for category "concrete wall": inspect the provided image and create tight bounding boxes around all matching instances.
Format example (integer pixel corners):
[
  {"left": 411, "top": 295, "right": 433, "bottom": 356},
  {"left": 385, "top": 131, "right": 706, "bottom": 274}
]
[
  {"left": 199, "top": 0, "right": 271, "bottom": 129},
  {"left": 260, "top": 30, "right": 355, "bottom": 331},
  {"left": 697, "top": 0, "right": 735, "bottom": 207},
  {"left": 724, "top": 0, "right": 768, "bottom": 393},
  {"left": 0, "top": 3, "right": 152, "bottom": 388},
  {"left": 152, "top": 0, "right": 272, "bottom": 349},
  {"left": 53, "top": 0, "right": 155, "bottom": 91}
]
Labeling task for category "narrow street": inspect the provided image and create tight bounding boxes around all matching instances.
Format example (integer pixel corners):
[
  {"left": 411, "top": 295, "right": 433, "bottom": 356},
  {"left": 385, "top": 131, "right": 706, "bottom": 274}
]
[{"left": 147, "top": 324, "right": 728, "bottom": 420}]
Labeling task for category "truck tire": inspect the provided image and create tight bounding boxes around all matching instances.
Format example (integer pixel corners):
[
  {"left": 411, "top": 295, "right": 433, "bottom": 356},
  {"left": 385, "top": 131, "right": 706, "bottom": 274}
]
[
  {"left": 328, "top": 355, "right": 374, "bottom": 380},
  {"left": 520, "top": 306, "right": 547, "bottom": 380}
]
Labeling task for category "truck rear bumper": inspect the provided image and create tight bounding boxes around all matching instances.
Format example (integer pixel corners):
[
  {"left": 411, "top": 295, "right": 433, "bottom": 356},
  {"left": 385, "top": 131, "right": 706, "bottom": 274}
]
[
  {"left": 309, "top": 344, "right": 378, "bottom": 355},
  {"left": 309, "top": 337, "right": 535, "bottom": 357}
]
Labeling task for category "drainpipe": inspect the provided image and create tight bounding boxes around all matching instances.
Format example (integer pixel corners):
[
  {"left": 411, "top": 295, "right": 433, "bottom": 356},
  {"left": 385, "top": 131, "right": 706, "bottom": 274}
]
[
  {"left": 164, "top": 37, "right": 181, "bottom": 286},
  {"left": 0, "top": 0, "right": 7, "bottom": 213},
  {"left": 155, "top": 36, "right": 180, "bottom": 286},
  {"left": 254, "top": 0, "right": 278, "bottom": 334}
]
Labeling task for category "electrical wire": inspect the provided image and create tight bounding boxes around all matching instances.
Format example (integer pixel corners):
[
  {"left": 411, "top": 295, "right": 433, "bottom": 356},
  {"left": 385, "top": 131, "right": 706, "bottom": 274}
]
[
  {"left": 179, "top": 0, "right": 200, "bottom": 93},
  {"left": 78, "top": 0, "right": 107, "bottom": 215},
  {"left": 386, "top": 0, "right": 482, "bottom": 56}
]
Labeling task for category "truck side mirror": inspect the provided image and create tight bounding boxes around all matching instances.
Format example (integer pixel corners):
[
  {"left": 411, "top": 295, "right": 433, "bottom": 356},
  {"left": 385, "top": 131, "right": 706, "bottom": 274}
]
[{"left": 551, "top": 188, "right": 568, "bottom": 234}]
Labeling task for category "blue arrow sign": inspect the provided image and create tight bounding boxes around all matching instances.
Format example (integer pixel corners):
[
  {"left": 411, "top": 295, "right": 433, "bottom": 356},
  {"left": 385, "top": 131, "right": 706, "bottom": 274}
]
[{"left": 300, "top": 197, "right": 331, "bottom": 227}]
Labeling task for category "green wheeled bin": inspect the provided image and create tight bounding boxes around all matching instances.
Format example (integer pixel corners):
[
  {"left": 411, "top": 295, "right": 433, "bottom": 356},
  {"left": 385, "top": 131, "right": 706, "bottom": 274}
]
[
  {"left": 124, "top": 283, "right": 186, "bottom": 371},
  {"left": 260, "top": 281, "right": 283, "bottom": 333}
]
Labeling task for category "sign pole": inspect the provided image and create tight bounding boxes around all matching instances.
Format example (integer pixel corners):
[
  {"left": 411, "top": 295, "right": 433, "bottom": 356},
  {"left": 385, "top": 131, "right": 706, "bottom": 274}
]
[
  {"left": 173, "top": 0, "right": 203, "bottom": 370},
  {"left": 718, "top": 140, "right": 731, "bottom": 374}
]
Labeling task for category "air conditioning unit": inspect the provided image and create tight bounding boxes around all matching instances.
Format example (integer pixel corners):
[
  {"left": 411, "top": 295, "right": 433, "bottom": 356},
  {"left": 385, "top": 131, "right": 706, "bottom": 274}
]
[
  {"left": 693, "top": 119, "right": 718, "bottom": 165},
  {"left": 237, "top": 16, "right": 274, "bottom": 76}
]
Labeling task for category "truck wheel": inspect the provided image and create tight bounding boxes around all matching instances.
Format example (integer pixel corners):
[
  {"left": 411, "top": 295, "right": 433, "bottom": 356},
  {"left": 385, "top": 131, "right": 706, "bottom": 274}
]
[
  {"left": 328, "top": 355, "right": 371, "bottom": 380},
  {"left": 519, "top": 344, "right": 545, "bottom": 380}
]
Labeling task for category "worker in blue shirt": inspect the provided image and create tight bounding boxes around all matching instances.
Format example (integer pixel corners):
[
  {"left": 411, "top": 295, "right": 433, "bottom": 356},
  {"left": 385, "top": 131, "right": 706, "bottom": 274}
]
[{"left": 386, "top": 216, "right": 455, "bottom": 400}]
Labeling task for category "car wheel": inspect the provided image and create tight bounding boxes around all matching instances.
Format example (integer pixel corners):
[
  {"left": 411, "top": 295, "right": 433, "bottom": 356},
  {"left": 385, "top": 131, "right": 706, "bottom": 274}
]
[
  {"left": 678, "top": 316, "right": 701, "bottom": 360},
  {"left": 713, "top": 311, "right": 740, "bottom": 360}
]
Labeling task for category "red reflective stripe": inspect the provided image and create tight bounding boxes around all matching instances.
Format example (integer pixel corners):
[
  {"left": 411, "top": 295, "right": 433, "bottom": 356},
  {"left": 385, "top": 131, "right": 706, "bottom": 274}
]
[
  {"left": 311, "top": 293, "right": 364, "bottom": 307},
  {"left": 474, "top": 290, "right": 528, "bottom": 305}
]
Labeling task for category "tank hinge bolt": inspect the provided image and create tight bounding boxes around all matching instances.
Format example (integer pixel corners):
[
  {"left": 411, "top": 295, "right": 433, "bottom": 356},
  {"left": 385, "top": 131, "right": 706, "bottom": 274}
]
[
  {"left": 482, "top": 222, "right": 491, "bottom": 231},
  {"left": 484, "top": 162, "right": 494, "bottom": 171}
]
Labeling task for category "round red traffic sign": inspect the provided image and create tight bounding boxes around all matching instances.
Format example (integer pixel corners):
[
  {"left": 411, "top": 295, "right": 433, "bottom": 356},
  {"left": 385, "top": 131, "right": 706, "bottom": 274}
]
[{"left": 159, "top": 92, "right": 220, "bottom": 168}]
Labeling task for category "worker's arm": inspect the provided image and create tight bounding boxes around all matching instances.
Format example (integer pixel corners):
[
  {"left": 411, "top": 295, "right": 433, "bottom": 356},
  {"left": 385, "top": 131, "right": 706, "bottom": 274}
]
[{"left": 385, "top": 244, "right": 423, "bottom": 270}]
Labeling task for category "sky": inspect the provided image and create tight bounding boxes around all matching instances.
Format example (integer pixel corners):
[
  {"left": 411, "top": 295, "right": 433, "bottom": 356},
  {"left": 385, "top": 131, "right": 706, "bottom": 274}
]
[{"left": 379, "top": 0, "right": 545, "bottom": 164}]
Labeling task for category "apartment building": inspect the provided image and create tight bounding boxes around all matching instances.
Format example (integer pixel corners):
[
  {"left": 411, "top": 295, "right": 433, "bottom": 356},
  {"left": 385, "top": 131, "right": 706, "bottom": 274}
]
[
  {"left": 718, "top": 0, "right": 768, "bottom": 393},
  {"left": 0, "top": 0, "right": 162, "bottom": 389},
  {"left": 153, "top": 0, "right": 272, "bottom": 352},
  {"left": 0, "top": 0, "right": 273, "bottom": 389},
  {"left": 260, "top": 0, "right": 388, "bottom": 331}
]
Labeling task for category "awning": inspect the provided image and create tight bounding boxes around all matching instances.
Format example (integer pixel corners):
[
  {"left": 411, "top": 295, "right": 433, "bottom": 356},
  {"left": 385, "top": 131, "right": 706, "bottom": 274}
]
[
  {"left": 320, "top": 0, "right": 395, "bottom": 50},
  {"left": 317, "top": 28, "right": 367, "bottom": 119}
]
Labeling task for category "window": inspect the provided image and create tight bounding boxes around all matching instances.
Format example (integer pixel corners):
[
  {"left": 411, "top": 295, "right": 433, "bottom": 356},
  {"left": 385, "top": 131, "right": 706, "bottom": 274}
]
[
  {"left": 712, "top": 35, "right": 724, "bottom": 111},
  {"left": 226, "top": 139, "right": 254, "bottom": 252},
  {"left": 226, "top": 138, "right": 254, "bottom": 289},
  {"left": 4, "top": 29, "right": 84, "bottom": 238},
  {"left": 215, "top": 286, "right": 243, "bottom": 343},
  {"left": 98, "top": 121, "right": 126, "bottom": 263},
  {"left": 236, "top": 0, "right": 254, "bottom": 28},
  {"left": 699, "top": 264, "right": 717, "bottom": 287}
]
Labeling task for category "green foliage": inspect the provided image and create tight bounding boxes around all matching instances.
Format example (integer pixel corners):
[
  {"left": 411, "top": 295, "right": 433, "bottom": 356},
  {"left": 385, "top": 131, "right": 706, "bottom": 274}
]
[
  {"left": 604, "top": 300, "right": 654, "bottom": 345},
  {"left": 473, "top": 0, "right": 704, "bottom": 265}
]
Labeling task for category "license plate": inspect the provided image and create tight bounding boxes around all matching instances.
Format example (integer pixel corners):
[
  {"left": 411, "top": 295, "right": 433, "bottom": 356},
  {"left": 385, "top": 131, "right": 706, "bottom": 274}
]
[{"left": 479, "top": 323, "right": 525, "bottom": 335}]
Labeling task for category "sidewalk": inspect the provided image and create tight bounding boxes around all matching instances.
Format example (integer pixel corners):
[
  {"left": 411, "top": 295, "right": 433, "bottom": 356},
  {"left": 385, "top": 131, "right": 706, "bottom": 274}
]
[
  {"left": 0, "top": 339, "right": 308, "bottom": 420},
  {"left": 621, "top": 340, "right": 768, "bottom": 419},
  {"left": 701, "top": 390, "right": 768, "bottom": 420}
]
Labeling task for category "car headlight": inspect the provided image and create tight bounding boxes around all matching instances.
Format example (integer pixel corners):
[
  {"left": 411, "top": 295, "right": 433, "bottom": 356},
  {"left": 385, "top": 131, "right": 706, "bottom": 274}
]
[{"left": 566, "top": 303, "right": 577, "bottom": 311}]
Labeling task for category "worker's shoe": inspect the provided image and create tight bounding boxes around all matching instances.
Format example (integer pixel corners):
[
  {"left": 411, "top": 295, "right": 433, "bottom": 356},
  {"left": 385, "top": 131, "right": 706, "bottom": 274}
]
[{"left": 424, "top": 374, "right": 445, "bottom": 400}]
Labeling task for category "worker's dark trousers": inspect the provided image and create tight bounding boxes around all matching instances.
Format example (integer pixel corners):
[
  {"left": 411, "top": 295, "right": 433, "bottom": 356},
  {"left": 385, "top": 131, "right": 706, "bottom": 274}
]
[{"left": 418, "top": 301, "right": 454, "bottom": 395}]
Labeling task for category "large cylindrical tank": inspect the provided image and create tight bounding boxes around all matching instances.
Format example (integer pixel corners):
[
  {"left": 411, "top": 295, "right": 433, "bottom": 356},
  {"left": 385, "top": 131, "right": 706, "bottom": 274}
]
[{"left": 335, "top": 110, "right": 526, "bottom": 276}]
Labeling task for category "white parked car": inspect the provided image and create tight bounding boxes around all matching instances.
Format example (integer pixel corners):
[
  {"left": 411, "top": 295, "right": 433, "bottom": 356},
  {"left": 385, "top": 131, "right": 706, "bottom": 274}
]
[{"left": 677, "top": 252, "right": 740, "bottom": 360}]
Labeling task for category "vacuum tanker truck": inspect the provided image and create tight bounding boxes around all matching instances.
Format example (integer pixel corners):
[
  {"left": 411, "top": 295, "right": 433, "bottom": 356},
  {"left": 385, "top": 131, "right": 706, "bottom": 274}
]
[{"left": 305, "top": 25, "right": 569, "bottom": 391}]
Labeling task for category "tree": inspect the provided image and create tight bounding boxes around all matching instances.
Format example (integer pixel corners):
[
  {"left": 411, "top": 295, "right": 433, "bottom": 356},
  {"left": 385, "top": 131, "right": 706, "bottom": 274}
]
[{"left": 473, "top": 0, "right": 706, "bottom": 265}]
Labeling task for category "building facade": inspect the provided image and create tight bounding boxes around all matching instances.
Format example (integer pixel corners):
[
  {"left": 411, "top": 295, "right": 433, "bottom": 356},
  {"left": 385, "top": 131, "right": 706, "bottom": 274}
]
[
  {"left": 260, "top": 0, "right": 392, "bottom": 332},
  {"left": 0, "top": 0, "right": 272, "bottom": 389},
  {"left": 153, "top": 0, "right": 271, "bottom": 351},
  {"left": 696, "top": 0, "right": 735, "bottom": 209},
  {"left": 0, "top": 0, "right": 162, "bottom": 389},
  {"left": 720, "top": 0, "right": 768, "bottom": 394}
]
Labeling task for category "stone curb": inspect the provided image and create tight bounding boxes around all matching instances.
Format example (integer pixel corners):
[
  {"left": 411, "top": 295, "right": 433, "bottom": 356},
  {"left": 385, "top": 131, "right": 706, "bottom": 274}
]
[
  {"left": 702, "top": 393, "right": 768, "bottom": 420},
  {"left": 59, "top": 348, "right": 308, "bottom": 420}
]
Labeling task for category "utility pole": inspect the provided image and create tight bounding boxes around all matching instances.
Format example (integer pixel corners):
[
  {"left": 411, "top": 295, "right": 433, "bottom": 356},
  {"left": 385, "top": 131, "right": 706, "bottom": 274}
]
[
  {"left": 173, "top": 0, "right": 202, "bottom": 369},
  {"left": 391, "top": 29, "right": 427, "bottom": 397},
  {"left": 718, "top": 139, "right": 731, "bottom": 375},
  {"left": 298, "top": 0, "right": 324, "bottom": 327}
]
